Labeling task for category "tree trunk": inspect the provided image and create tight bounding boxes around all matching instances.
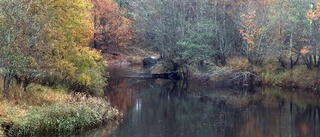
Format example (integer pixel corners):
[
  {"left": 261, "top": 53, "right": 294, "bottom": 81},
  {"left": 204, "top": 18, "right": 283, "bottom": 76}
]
[
  {"left": 289, "top": 33, "right": 293, "bottom": 70},
  {"left": 3, "top": 73, "right": 12, "bottom": 97},
  {"left": 220, "top": 54, "right": 227, "bottom": 66},
  {"left": 23, "top": 78, "right": 31, "bottom": 92}
]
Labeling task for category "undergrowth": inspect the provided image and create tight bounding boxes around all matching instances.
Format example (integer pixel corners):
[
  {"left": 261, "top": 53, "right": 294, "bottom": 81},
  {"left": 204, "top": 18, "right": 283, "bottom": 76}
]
[
  {"left": 261, "top": 65, "right": 319, "bottom": 89},
  {"left": 226, "top": 56, "right": 320, "bottom": 90}
]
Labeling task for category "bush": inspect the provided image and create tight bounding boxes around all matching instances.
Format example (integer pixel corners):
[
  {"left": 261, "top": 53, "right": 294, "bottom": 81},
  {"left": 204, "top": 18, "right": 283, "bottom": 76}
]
[
  {"left": 39, "top": 58, "right": 109, "bottom": 96},
  {"left": 67, "top": 59, "right": 109, "bottom": 96}
]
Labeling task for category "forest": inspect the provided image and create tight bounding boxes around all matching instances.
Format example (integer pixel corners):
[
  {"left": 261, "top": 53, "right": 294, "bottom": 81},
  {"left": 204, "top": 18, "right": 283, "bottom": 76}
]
[
  {"left": 110, "top": 0, "right": 320, "bottom": 88},
  {"left": 1, "top": 0, "right": 320, "bottom": 136}
]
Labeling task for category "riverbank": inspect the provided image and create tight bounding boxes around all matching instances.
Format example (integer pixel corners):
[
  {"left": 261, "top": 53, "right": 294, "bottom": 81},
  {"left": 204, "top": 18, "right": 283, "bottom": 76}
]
[
  {"left": 101, "top": 44, "right": 320, "bottom": 92},
  {"left": 226, "top": 57, "right": 320, "bottom": 92},
  {"left": 0, "top": 84, "right": 122, "bottom": 136},
  {"left": 85, "top": 70, "right": 320, "bottom": 137}
]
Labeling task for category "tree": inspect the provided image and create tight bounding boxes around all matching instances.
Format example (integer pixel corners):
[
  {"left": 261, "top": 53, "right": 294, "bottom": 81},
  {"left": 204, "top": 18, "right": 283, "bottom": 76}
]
[
  {"left": 0, "top": 0, "right": 53, "bottom": 95},
  {"left": 132, "top": 0, "right": 224, "bottom": 79},
  {"left": 46, "top": 0, "right": 108, "bottom": 94},
  {"left": 306, "top": 2, "right": 320, "bottom": 69},
  {"left": 91, "top": 0, "right": 133, "bottom": 49},
  {"left": 263, "top": 0, "right": 311, "bottom": 70},
  {"left": 210, "top": 0, "right": 240, "bottom": 66},
  {"left": 0, "top": 0, "right": 108, "bottom": 96},
  {"left": 238, "top": 0, "right": 277, "bottom": 66}
]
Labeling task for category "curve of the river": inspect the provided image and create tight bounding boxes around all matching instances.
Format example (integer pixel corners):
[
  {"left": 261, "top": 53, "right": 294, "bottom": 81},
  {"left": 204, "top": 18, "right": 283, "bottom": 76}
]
[{"left": 79, "top": 66, "right": 320, "bottom": 137}]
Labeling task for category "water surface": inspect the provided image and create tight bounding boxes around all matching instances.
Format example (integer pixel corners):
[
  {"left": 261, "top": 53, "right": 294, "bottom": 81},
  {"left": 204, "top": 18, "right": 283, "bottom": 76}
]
[{"left": 84, "top": 67, "right": 320, "bottom": 137}]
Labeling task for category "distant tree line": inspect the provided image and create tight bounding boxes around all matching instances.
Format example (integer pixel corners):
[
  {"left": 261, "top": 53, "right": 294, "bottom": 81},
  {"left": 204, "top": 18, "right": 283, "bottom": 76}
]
[
  {"left": 2, "top": 0, "right": 320, "bottom": 95},
  {"left": 112, "top": 0, "right": 320, "bottom": 79}
]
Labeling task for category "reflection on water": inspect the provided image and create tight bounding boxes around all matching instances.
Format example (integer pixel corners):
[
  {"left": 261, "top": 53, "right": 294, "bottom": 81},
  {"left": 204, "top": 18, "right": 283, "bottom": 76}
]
[{"left": 85, "top": 67, "right": 320, "bottom": 137}]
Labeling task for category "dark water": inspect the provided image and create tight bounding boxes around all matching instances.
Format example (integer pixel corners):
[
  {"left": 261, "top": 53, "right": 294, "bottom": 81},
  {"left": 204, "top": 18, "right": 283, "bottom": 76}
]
[{"left": 82, "top": 67, "right": 320, "bottom": 137}]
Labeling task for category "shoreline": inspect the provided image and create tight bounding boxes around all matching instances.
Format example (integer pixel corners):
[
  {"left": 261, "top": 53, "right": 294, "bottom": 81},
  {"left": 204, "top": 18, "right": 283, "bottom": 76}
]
[
  {"left": 0, "top": 85, "right": 122, "bottom": 136},
  {"left": 109, "top": 61, "right": 320, "bottom": 93}
]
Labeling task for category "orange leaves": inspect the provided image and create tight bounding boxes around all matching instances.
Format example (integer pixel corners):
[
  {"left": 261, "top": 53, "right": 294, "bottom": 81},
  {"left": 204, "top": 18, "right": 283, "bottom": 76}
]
[
  {"left": 240, "top": 11, "right": 262, "bottom": 50},
  {"left": 92, "top": 0, "right": 133, "bottom": 48},
  {"left": 307, "top": 11, "right": 316, "bottom": 20},
  {"left": 307, "top": 3, "right": 320, "bottom": 21},
  {"left": 300, "top": 46, "right": 310, "bottom": 54}
]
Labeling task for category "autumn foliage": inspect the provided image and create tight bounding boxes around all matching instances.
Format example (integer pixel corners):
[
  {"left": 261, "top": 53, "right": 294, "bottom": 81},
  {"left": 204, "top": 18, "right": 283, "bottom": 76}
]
[
  {"left": 0, "top": 0, "right": 107, "bottom": 95},
  {"left": 240, "top": 11, "right": 262, "bottom": 50},
  {"left": 91, "top": 0, "right": 133, "bottom": 49},
  {"left": 307, "top": 3, "right": 320, "bottom": 21}
]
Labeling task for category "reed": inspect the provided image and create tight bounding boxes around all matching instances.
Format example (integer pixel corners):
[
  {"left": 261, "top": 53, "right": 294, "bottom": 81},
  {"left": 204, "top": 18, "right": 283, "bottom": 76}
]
[{"left": 0, "top": 84, "right": 121, "bottom": 136}]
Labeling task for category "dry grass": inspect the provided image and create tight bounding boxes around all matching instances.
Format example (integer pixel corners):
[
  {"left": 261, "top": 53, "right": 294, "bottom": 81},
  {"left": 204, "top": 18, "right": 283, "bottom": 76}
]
[
  {"left": 227, "top": 56, "right": 320, "bottom": 90},
  {"left": 0, "top": 83, "right": 121, "bottom": 136},
  {"left": 0, "top": 103, "right": 5, "bottom": 137},
  {"left": 260, "top": 65, "right": 319, "bottom": 88},
  {"left": 127, "top": 56, "right": 143, "bottom": 65},
  {"left": 0, "top": 84, "right": 66, "bottom": 106},
  {"left": 292, "top": 66, "right": 319, "bottom": 89},
  {"left": 227, "top": 56, "right": 250, "bottom": 70}
]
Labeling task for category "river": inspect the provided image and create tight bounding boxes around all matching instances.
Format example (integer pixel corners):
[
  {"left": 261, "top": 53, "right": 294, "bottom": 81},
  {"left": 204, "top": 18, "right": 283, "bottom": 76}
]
[{"left": 80, "top": 66, "right": 320, "bottom": 137}]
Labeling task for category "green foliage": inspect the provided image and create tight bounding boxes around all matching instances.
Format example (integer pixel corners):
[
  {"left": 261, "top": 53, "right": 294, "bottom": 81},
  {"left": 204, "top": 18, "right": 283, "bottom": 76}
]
[
  {"left": 5, "top": 104, "right": 101, "bottom": 136},
  {"left": 132, "top": 0, "right": 220, "bottom": 78},
  {"left": 176, "top": 20, "right": 216, "bottom": 64},
  {"left": 261, "top": 71, "right": 291, "bottom": 85},
  {"left": 0, "top": 87, "right": 121, "bottom": 136},
  {"left": 0, "top": 0, "right": 54, "bottom": 94},
  {"left": 45, "top": 0, "right": 108, "bottom": 94},
  {"left": 67, "top": 58, "right": 108, "bottom": 96},
  {"left": 0, "top": 0, "right": 108, "bottom": 95}
]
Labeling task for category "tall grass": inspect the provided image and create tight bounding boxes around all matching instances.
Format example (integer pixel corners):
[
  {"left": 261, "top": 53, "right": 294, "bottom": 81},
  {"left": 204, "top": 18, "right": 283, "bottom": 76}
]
[
  {"left": 227, "top": 56, "right": 250, "bottom": 70},
  {"left": 261, "top": 71, "right": 291, "bottom": 86},
  {"left": 261, "top": 65, "right": 319, "bottom": 88},
  {"left": 227, "top": 56, "right": 320, "bottom": 90},
  {"left": 0, "top": 84, "right": 122, "bottom": 136}
]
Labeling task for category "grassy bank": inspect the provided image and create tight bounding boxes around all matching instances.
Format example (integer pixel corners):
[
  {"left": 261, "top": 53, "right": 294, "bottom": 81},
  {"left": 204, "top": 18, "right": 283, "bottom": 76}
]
[
  {"left": 0, "top": 84, "right": 122, "bottom": 136},
  {"left": 227, "top": 56, "right": 320, "bottom": 91},
  {"left": 260, "top": 66, "right": 319, "bottom": 89}
]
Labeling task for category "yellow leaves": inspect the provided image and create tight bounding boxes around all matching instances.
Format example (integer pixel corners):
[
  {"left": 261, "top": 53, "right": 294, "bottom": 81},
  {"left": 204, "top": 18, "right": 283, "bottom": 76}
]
[
  {"left": 48, "top": 0, "right": 94, "bottom": 45},
  {"left": 56, "top": 60, "right": 76, "bottom": 75},
  {"left": 79, "top": 73, "right": 91, "bottom": 86},
  {"left": 81, "top": 47, "right": 102, "bottom": 60},
  {"left": 76, "top": 47, "right": 102, "bottom": 68},
  {"left": 47, "top": 0, "right": 98, "bottom": 74}
]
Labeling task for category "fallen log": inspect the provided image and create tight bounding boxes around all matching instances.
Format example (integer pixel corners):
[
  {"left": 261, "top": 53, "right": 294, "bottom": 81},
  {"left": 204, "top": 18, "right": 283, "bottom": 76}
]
[{"left": 151, "top": 72, "right": 179, "bottom": 80}]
